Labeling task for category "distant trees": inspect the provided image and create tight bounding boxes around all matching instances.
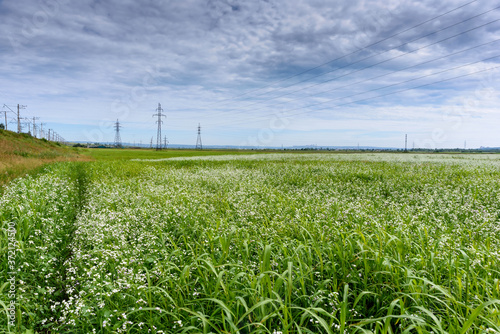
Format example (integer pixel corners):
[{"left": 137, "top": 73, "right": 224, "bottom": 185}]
[{"left": 0, "top": 123, "right": 4, "bottom": 130}]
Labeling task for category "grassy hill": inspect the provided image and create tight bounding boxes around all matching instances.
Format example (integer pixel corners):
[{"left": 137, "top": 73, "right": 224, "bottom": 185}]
[{"left": 0, "top": 129, "right": 88, "bottom": 187}]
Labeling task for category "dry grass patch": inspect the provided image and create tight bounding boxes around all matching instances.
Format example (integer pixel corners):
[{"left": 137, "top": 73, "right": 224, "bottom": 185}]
[{"left": 0, "top": 129, "right": 90, "bottom": 187}]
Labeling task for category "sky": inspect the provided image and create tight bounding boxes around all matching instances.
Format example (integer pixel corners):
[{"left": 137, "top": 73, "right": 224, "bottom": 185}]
[{"left": 0, "top": 0, "right": 499, "bottom": 148}]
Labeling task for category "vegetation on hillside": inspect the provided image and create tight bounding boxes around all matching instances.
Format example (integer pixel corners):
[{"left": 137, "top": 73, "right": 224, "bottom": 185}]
[{"left": 0, "top": 129, "right": 87, "bottom": 187}]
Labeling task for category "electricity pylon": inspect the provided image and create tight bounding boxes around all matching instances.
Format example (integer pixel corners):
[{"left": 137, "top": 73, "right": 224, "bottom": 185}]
[
  {"left": 195, "top": 123, "right": 202, "bottom": 150},
  {"left": 114, "top": 119, "right": 122, "bottom": 148},
  {"left": 153, "top": 103, "right": 166, "bottom": 150}
]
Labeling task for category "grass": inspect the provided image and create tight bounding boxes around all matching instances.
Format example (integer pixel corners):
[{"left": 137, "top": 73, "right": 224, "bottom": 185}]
[
  {"left": 0, "top": 129, "right": 88, "bottom": 188},
  {"left": 1, "top": 153, "right": 500, "bottom": 333},
  {"left": 81, "top": 147, "right": 283, "bottom": 161}
]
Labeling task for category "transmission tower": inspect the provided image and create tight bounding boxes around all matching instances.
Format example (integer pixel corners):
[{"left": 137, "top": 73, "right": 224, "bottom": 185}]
[
  {"left": 164, "top": 135, "right": 168, "bottom": 149},
  {"left": 114, "top": 119, "right": 122, "bottom": 147},
  {"left": 153, "top": 103, "right": 166, "bottom": 150},
  {"left": 195, "top": 123, "right": 203, "bottom": 150}
]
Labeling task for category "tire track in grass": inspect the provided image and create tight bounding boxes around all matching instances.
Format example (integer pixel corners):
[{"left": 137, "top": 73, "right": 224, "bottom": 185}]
[
  {"left": 0, "top": 162, "right": 89, "bottom": 332},
  {"left": 51, "top": 163, "right": 88, "bottom": 313}
]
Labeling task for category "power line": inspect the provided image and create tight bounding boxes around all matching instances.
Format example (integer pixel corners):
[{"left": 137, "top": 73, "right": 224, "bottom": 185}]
[
  {"left": 214, "top": 59, "right": 500, "bottom": 127},
  {"left": 222, "top": 9, "right": 500, "bottom": 115},
  {"left": 203, "top": 16, "right": 500, "bottom": 128},
  {"left": 207, "top": 49, "right": 500, "bottom": 128},
  {"left": 205, "top": 0, "right": 480, "bottom": 107},
  {"left": 300, "top": 54, "right": 500, "bottom": 114},
  {"left": 237, "top": 36, "right": 500, "bottom": 116}
]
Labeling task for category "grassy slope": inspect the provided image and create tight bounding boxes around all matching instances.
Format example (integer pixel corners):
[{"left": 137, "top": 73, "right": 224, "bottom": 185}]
[{"left": 0, "top": 129, "right": 88, "bottom": 187}]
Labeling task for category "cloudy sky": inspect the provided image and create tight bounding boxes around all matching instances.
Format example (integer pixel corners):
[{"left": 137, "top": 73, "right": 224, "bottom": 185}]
[{"left": 1, "top": 0, "right": 499, "bottom": 148}]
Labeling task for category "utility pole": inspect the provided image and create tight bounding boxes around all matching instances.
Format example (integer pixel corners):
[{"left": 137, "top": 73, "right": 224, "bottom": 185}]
[
  {"left": 114, "top": 119, "right": 122, "bottom": 148},
  {"left": 24, "top": 117, "right": 35, "bottom": 135},
  {"left": 31, "top": 117, "right": 40, "bottom": 138},
  {"left": 17, "top": 104, "right": 21, "bottom": 133},
  {"left": 196, "top": 123, "right": 202, "bottom": 150},
  {"left": 1, "top": 108, "right": 6, "bottom": 130},
  {"left": 17, "top": 104, "right": 26, "bottom": 133},
  {"left": 153, "top": 103, "right": 166, "bottom": 151},
  {"left": 2, "top": 104, "right": 18, "bottom": 131},
  {"left": 404, "top": 134, "right": 408, "bottom": 152}
]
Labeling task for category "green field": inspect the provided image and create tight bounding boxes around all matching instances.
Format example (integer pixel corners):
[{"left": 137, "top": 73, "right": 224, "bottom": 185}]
[
  {"left": 81, "top": 148, "right": 277, "bottom": 161},
  {"left": 1, "top": 152, "right": 500, "bottom": 333}
]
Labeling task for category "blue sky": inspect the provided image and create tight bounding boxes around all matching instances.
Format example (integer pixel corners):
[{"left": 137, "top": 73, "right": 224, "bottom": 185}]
[{"left": 1, "top": 0, "right": 499, "bottom": 148}]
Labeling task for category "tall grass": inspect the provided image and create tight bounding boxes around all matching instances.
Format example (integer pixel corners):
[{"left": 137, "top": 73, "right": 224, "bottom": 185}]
[{"left": 1, "top": 153, "right": 500, "bottom": 333}]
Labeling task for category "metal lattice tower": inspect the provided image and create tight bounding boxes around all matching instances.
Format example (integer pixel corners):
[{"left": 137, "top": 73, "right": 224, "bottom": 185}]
[
  {"left": 114, "top": 119, "right": 122, "bottom": 147},
  {"left": 153, "top": 103, "right": 166, "bottom": 150},
  {"left": 196, "top": 123, "right": 202, "bottom": 150}
]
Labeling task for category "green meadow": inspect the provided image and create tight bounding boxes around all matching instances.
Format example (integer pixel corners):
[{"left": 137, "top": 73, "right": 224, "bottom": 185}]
[
  {"left": 81, "top": 148, "right": 275, "bottom": 161},
  {"left": 1, "top": 152, "right": 500, "bottom": 333}
]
